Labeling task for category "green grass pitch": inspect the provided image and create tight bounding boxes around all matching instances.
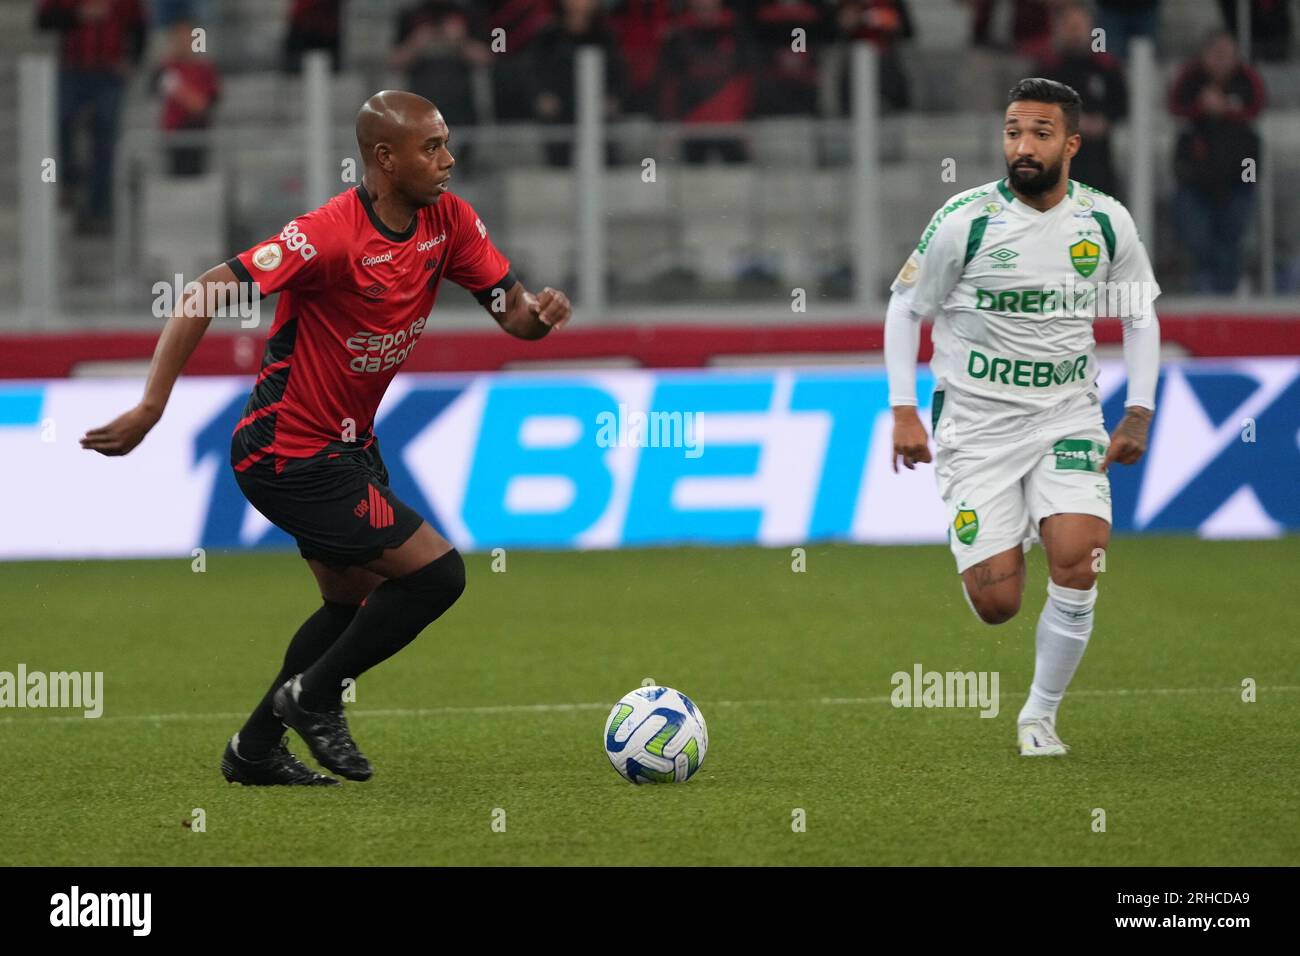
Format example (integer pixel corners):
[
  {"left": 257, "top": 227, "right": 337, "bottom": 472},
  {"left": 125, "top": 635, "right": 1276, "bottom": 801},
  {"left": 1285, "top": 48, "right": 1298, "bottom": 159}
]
[{"left": 1, "top": 536, "right": 1297, "bottom": 866}]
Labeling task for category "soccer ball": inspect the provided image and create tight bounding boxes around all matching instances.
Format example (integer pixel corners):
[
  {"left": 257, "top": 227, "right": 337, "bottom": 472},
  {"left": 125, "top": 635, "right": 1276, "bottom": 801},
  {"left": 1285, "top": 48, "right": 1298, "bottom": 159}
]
[{"left": 603, "top": 685, "right": 708, "bottom": 784}]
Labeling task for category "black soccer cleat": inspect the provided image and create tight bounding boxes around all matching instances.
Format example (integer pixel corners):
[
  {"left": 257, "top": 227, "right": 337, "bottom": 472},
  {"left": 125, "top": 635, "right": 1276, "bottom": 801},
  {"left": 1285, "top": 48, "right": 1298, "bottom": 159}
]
[
  {"left": 221, "top": 734, "right": 340, "bottom": 786},
  {"left": 272, "top": 675, "right": 373, "bottom": 781}
]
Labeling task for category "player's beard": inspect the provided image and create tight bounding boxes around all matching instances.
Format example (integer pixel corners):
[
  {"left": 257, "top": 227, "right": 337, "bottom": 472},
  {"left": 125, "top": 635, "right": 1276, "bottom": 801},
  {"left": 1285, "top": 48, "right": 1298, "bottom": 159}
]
[{"left": 1007, "top": 156, "right": 1064, "bottom": 197}]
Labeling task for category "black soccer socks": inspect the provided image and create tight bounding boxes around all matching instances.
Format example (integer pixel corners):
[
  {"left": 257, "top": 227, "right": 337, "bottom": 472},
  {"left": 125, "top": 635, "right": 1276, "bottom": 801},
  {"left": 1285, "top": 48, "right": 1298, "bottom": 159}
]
[
  {"left": 235, "top": 599, "right": 360, "bottom": 756},
  {"left": 296, "top": 549, "right": 467, "bottom": 712}
]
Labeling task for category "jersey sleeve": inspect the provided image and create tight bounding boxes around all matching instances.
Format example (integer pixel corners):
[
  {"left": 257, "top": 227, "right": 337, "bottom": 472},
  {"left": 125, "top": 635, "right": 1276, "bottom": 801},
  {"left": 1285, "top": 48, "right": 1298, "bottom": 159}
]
[
  {"left": 226, "top": 208, "right": 343, "bottom": 297},
  {"left": 1105, "top": 203, "right": 1161, "bottom": 319},
  {"left": 889, "top": 205, "right": 965, "bottom": 320},
  {"left": 444, "top": 196, "right": 515, "bottom": 302}
]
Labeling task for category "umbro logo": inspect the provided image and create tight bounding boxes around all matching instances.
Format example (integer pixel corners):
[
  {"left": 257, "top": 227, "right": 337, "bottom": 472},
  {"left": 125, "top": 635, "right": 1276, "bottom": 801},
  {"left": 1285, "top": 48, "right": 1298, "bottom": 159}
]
[
  {"left": 987, "top": 247, "right": 1019, "bottom": 269},
  {"left": 361, "top": 283, "right": 387, "bottom": 299}
]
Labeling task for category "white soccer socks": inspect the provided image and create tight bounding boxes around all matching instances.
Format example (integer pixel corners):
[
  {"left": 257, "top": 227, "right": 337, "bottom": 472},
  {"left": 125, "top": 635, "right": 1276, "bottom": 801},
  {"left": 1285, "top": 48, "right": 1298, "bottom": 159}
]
[{"left": 1017, "top": 579, "right": 1097, "bottom": 726}]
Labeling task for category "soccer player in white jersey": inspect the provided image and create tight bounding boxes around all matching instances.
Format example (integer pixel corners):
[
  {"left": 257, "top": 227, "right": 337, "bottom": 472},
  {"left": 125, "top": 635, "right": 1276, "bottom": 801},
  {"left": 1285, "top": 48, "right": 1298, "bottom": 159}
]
[{"left": 885, "top": 78, "right": 1161, "bottom": 756}]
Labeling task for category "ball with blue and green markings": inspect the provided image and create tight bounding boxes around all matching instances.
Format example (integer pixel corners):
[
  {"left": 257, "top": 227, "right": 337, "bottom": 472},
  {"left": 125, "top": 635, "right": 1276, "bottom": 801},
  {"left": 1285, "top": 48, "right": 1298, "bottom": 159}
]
[{"left": 604, "top": 685, "right": 708, "bottom": 784}]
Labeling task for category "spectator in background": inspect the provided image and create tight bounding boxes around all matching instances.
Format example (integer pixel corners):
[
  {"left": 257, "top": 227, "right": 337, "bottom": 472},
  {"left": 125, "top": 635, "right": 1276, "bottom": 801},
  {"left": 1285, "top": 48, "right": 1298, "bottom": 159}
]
[
  {"left": 1095, "top": 0, "right": 1159, "bottom": 60},
  {"left": 962, "top": 0, "right": 1055, "bottom": 59},
  {"left": 488, "top": 0, "right": 555, "bottom": 51},
  {"left": 956, "top": 0, "right": 1054, "bottom": 112},
  {"left": 37, "top": 0, "right": 146, "bottom": 234},
  {"left": 609, "top": 0, "right": 673, "bottom": 114},
  {"left": 837, "top": 0, "right": 915, "bottom": 113},
  {"left": 283, "top": 0, "right": 344, "bottom": 73},
  {"left": 1036, "top": 1, "right": 1126, "bottom": 198},
  {"left": 530, "top": 0, "right": 625, "bottom": 166},
  {"left": 750, "top": 0, "right": 833, "bottom": 117},
  {"left": 1218, "top": 0, "right": 1293, "bottom": 62},
  {"left": 392, "top": 1, "right": 489, "bottom": 160},
  {"left": 155, "top": 18, "right": 220, "bottom": 176},
  {"left": 1169, "top": 30, "right": 1266, "bottom": 294},
  {"left": 488, "top": 0, "right": 556, "bottom": 118},
  {"left": 656, "top": 0, "right": 757, "bottom": 164}
]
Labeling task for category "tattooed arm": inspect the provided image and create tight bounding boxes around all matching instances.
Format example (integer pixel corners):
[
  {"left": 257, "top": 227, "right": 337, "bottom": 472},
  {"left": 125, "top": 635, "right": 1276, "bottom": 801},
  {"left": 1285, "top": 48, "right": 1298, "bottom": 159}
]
[
  {"left": 1104, "top": 405, "right": 1153, "bottom": 471},
  {"left": 1103, "top": 310, "right": 1160, "bottom": 471}
]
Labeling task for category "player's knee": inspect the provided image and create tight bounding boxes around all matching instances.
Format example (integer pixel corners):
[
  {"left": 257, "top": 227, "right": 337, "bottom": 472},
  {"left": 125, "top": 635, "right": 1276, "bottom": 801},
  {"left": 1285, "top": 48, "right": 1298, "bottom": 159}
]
[
  {"left": 1043, "top": 524, "right": 1108, "bottom": 591},
  {"left": 393, "top": 547, "right": 466, "bottom": 621},
  {"left": 1048, "top": 557, "right": 1098, "bottom": 591},
  {"left": 973, "top": 594, "right": 1021, "bottom": 625},
  {"left": 437, "top": 548, "right": 467, "bottom": 606},
  {"left": 962, "top": 583, "right": 1021, "bottom": 625}
]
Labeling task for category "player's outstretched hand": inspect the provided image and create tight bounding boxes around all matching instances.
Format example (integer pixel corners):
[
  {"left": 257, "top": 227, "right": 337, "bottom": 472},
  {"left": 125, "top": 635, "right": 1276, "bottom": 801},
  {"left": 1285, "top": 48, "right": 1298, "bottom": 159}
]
[
  {"left": 80, "top": 404, "right": 160, "bottom": 457},
  {"left": 891, "top": 406, "right": 933, "bottom": 473},
  {"left": 1102, "top": 406, "right": 1152, "bottom": 472},
  {"left": 531, "top": 287, "right": 571, "bottom": 330}
]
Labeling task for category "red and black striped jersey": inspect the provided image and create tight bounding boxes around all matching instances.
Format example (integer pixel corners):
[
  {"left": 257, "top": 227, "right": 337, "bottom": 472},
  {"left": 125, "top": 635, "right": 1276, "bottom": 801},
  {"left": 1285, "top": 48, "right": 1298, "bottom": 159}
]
[{"left": 227, "top": 186, "right": 513, "bottom": 470}]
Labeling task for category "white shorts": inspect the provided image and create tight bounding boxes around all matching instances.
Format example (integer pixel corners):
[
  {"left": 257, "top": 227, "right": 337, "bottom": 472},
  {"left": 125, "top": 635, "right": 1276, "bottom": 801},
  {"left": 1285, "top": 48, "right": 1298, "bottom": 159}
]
[{"left": 933, "top": 390, "right": 1113, "bottom": 573}]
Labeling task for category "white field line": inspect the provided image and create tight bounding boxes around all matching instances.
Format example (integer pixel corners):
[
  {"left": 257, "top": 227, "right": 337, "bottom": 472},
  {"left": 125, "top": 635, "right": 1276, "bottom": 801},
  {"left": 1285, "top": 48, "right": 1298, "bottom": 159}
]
[{"left": 0, "top": 685, "right": 1296, "bottom": 726}]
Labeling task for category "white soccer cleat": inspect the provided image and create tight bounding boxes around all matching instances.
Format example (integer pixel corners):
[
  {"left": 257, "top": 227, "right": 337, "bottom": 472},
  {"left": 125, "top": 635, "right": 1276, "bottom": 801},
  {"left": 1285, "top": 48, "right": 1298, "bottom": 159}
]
[{"left": 1018, "top": 717, "right": 1070, "bottom": 756}]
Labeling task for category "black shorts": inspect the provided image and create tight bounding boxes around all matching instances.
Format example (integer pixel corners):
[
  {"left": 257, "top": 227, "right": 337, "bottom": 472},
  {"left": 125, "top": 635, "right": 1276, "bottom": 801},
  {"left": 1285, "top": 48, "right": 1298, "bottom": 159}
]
[{"left": 232, "top": 438, "right": 424, "bottom": 570}]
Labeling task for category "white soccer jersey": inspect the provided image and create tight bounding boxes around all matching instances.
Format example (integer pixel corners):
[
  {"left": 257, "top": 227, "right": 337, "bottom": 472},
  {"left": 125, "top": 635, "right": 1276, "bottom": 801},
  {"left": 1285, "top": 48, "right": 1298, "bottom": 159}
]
[{"left": 891, "top": 178, "right": 1160, "bottom": 442}]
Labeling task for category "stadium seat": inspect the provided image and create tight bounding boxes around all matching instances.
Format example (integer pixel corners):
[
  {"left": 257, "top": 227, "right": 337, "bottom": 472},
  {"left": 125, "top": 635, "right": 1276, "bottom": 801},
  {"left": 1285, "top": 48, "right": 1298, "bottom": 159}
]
[{"left": 142, "top": 172, "right": 227, "bottom": 287}]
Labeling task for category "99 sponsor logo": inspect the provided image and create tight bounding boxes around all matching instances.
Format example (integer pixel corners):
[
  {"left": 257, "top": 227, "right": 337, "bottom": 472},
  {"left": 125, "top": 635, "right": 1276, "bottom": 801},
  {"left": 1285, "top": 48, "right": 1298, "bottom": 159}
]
[{"left": 279, "top": 220, "right": 318, "bottom": 261}]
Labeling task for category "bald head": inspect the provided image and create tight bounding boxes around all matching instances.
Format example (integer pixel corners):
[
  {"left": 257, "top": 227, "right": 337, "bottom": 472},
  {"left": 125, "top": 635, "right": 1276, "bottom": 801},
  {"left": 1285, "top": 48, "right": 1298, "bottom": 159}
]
[
  {"left": 355, "top": 90, "right": 455, "bottom": 207},
  {"left": 356, "top": 90, "right": 439, "bottom": 159}
]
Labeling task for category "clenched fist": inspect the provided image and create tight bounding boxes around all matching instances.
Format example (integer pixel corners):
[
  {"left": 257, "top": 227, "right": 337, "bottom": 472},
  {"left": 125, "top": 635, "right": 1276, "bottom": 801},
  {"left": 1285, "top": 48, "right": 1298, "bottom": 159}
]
[{"left": 530, "top": 286, "right": 571, "bottom": 329}]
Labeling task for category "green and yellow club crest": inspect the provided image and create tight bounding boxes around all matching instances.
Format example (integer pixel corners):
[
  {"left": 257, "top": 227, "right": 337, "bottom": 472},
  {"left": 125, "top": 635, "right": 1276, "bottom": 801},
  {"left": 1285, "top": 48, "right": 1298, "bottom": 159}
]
[
  {"left": 1069, "top": 238, "right": 1100, "bottom": 277},
  {"left": 953, "top": 508, "right": 979, "bottom": 545}
]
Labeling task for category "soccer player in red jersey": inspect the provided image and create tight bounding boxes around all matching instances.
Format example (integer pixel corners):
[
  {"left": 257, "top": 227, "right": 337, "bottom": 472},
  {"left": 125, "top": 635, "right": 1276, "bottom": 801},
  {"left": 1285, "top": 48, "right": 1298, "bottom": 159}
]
[{"left": 81, "top": 91, "right": 572, "bottom": 785}]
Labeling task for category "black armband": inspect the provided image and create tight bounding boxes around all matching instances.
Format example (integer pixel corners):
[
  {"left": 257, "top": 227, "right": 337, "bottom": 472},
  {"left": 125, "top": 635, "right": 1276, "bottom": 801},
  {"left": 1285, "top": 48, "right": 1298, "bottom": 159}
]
[{"left": 472, "top": 268, "right": 519, "bottom": 309}]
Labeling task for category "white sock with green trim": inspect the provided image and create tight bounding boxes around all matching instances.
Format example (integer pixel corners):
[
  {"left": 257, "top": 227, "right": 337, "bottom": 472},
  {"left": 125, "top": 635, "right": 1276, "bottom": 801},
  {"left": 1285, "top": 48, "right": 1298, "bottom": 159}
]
[{"left": 1018, "top": 580, "right": 1097, "bottom": 725}]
